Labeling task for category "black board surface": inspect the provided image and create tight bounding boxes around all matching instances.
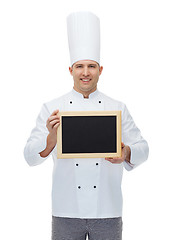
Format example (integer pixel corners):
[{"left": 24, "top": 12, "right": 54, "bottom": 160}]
[{"left": 62, "top": 115, "right": 117, "bottom": 154}]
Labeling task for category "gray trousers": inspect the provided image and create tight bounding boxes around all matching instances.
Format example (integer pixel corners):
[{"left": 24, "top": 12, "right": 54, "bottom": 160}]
[{"left": 52, "top": 216, "right": 122, "bottom": 240}]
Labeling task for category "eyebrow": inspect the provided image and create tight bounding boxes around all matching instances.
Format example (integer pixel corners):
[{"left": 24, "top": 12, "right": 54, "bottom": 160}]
[
  {"left": 88, "top": 64, "right": 97, "bottom": 66},
  {"left": 75, "top": 64, "right": 83, "bottom": 67},
  {"left": 75, "top": 63, "right": 98, "bottom": 67}
]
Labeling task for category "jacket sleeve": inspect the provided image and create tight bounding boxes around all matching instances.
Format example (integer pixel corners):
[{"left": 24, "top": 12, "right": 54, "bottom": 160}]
[
  {"left": 122, "top": 104, "right": 149, "bottom": 171},
  {"left": 24, "top": 104, "right": 51, "bottom": 166}
]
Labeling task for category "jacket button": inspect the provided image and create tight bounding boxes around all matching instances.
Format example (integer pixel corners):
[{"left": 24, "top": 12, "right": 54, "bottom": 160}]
[
  {"left": 99, "top": 101, "right": 101, "bottom": 103},
  {"left": 76, "top": 164, "right": 79, "bottom": 166},
  {"left": 70, "top": 101, "right": 72, "bottom": 104},
  {"left": 94, "top": 186, "right": 96, "bottom": 188},
  {"left": 96, "top": 163, "right": 99, "bottom": 166},
  {"left": 78, "top": 186, "right": 81, "bottom": 189}
]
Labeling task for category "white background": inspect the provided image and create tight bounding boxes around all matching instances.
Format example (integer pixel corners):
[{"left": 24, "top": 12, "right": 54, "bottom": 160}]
[{"left": 0, "top": 0, "right": 173, "bottom": 239}]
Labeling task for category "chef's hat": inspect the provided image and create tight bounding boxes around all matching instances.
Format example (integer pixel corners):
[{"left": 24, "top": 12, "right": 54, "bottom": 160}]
[{"left": 67, "top": 11, "right": 100, "bottom": 66}]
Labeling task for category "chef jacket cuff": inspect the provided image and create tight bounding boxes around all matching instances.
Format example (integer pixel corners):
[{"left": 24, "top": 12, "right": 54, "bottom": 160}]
[
  {"left": 123, "top": 161, "right": 134, "bottom": 171},
  {"left": 24, "top": 135, "right": 50, "bottom": 166},
  {"left": 123, "top": 145, "right": 135, "bottom": 171},
  {"left": 124, "top": 142, "right": 148, "bottom": 171},
  {"left": 35, "top": 136, "right": 47, "bottom": 154}
]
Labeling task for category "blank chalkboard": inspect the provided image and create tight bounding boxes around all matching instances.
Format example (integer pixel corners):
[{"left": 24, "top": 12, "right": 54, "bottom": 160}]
[{"left": 57, "top": 111, "right": 121, "bottom": 158}]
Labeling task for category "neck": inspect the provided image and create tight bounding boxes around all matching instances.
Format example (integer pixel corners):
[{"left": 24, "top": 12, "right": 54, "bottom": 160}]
[{"left": 73, "top": 87, "right": 97, "bottom": 99}]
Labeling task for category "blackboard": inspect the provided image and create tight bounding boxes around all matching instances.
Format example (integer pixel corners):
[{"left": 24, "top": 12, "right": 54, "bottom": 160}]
[{"left": 57, "top": 111, "right": 121, "bottom": 158}]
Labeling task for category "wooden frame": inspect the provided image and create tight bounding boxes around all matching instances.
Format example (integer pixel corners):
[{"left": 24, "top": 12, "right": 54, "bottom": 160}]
[{"left": 57, "top": 111, "right": 121, "bottom": 159}]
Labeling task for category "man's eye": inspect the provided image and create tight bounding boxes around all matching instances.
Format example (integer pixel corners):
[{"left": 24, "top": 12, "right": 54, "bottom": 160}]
[
  {"left": 76, "top": 65, "right": 82, "bottom": 68},
  {"left": 89, "top": 65, "right": 96, "bottom": 68}
]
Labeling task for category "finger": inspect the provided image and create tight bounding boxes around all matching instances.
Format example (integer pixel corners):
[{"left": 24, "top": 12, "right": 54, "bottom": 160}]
[
  {"left": 51, "top": 109, "right": 59, "bottom": 116},
  {"left": 48, "top": 115, "right": 60, "bottom": 122},
  {"left": 105, "top": 158, "right": 111, "bottom": 161},
  {"left": 105, "top": 157, "right": 123, "bottom": 161},
  {"left": 47, "top": 121, "right": 59, "bottom": 130},
  {"left": 49, "top": 119, "right": 60, "bottom": 127},
  {"left": 106, "top": 158, "right": 122, "bottom": 164},
  {"left": 121, "top": 142, "right": 125, "bottom": 148},
  {"left": 106, "top": 158, "right": 118, "bottom": 163},
  {"left": 53, "top": 122, "right": 60, "bottom": 129}
]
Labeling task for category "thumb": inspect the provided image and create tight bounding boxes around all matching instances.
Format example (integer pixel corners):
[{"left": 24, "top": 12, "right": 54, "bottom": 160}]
[{"left": 121, "top": 142, "right": 125, "bottom": 148}]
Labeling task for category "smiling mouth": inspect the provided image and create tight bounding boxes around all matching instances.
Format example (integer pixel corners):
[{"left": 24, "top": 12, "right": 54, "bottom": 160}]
[{"left": 80, "top": 78, "right": 91, "bottom": 82}]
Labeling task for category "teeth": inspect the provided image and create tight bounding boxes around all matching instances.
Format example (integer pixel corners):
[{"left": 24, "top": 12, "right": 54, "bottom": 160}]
[{"left": 81, "top": 79, "right": 90, "bottom": 82}]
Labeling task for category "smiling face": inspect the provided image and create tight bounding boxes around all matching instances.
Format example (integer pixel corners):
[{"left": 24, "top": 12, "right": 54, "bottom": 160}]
[{"left": 69, "top": 60, "right": 103, "bottom": 98}]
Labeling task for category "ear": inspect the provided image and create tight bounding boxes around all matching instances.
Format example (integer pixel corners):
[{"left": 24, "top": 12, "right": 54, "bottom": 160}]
[
  {"left": 99, "top": 66, "right": 103, "bottom": 76},
  {"left": 69, "top": 66, "right": 73, "bottom": 75}
]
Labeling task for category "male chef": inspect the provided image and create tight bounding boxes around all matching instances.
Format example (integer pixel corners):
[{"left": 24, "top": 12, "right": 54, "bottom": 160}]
[{"left": 24, "top": 11, "right": 149, "bottom": 240}]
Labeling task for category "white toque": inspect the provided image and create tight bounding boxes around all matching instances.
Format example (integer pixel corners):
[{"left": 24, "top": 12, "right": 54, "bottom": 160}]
[{"left": 67, "top": 11, "right": 100, "bottom": 66}]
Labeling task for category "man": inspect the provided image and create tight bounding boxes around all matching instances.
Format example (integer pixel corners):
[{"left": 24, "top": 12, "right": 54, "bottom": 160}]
[{"left": 24, "top": 12, "right": 149, "bottom": 240}]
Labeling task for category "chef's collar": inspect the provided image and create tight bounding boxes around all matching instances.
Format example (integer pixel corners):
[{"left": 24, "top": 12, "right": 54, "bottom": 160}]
[{"left": 72, "top": 88, "right": 99, "bottom": 99}]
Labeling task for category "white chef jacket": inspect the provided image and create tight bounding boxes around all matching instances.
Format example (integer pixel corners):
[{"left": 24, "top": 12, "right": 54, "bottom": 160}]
[{"left": 24, "top": 89, "right": 149, "bottom": 218}]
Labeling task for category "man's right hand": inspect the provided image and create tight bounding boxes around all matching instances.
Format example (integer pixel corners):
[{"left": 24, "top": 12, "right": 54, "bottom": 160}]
[
  {"left": 46, "top": 109, "right": 60, "bottom": 143},
  {"left": 40, "top": 109, "right": 60, "bottom": 158}
]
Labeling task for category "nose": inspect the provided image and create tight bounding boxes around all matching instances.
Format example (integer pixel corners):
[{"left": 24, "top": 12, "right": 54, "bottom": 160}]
[{"left": 83, "top": 66, "right": 89, "bottom": 76}]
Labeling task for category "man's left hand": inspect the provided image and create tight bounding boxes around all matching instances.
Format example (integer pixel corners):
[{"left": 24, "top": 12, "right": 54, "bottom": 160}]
[{"left": 105, "top": 142, "right": 131, "bottom": 164}]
